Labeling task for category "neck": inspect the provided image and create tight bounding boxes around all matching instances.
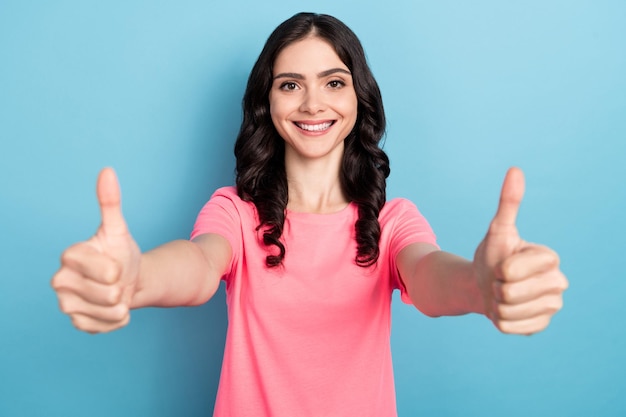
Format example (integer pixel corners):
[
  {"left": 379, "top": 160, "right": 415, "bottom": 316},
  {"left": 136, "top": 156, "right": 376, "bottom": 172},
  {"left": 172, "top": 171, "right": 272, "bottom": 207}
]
[{"left": 285, "top": 151, "right": 348, "bottom": 214}]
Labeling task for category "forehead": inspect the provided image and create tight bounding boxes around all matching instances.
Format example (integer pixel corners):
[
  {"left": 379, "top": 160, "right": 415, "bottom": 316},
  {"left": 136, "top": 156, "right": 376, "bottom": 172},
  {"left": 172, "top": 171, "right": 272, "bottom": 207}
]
[{"left": 273, "top": 36, "right": 348, "bottom": 74}]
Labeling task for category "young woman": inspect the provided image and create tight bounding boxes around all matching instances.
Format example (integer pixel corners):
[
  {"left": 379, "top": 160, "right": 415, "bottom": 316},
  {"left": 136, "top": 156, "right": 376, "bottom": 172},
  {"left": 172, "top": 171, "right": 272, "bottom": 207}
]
[{"left": 51, "top": 12, "right": 568, "bottom": 416}]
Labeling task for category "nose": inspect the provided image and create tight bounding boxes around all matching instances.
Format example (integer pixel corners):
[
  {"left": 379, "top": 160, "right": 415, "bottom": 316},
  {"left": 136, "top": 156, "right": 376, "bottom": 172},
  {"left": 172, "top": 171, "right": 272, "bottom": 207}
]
[{"left": 299, "top": 89, "right": 326, "bottom": 114}]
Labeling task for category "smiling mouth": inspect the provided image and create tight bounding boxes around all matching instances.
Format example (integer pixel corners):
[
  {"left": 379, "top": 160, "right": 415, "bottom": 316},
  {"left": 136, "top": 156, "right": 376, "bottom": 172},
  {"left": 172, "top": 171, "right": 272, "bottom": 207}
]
[{"left": 294, "top": 121, "right": 335, "bottom": 132}]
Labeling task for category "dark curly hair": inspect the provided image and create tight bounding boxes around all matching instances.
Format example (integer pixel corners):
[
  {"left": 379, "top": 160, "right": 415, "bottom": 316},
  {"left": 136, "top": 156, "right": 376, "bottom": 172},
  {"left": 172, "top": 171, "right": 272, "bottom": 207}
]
[{"left": 234, "top": 12, "right": 390, "bottom": 267}]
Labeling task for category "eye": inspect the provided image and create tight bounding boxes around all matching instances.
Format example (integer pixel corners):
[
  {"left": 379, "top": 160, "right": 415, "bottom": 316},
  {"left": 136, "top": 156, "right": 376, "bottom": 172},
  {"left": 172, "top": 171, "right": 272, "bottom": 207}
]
[
  {"left": 279, "top": 82, "right": 299, "bottom": 91},
  {"left": 327, "top": 80, "right": 346, "bottom": 89}
]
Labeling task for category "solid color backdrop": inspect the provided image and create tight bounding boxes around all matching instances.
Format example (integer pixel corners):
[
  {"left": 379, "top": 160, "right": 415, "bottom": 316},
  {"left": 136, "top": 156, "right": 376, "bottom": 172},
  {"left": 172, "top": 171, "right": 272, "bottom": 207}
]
[{"left": 1, "top": 1, "right": 624, "bottom": 416}]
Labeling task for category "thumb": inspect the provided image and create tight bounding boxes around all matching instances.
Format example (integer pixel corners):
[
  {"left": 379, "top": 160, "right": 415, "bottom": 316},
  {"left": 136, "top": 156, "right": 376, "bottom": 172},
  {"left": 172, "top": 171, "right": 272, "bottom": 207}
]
[
  {"left": 96, "top": 167, "right": 128, "bottom": 236},
  {"left": 491, "top": 167, "right": 525, "bottom": 230}
]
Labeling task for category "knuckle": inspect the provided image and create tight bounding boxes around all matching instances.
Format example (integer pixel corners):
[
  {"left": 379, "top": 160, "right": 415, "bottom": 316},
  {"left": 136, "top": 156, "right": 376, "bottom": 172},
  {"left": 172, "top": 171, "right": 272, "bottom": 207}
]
[
  {"left": 498, "top": 258, "right": 511, "bottom": 278},
  {"left": 101, "top": 317, "right": 129, "bottom": 333},
  {"left": 119, "top": 313, "right": 131, "bottom": 328},
  {"left": 60, "top": 244, "right": 83, "bottom": 265},
  {"left": 547, "top": 271, "right": 568, "bottom": 293},
  {"left": 559, "top": 274, "right": 569, "bottom": 291},
  {"left": 51, "top": 270, "right": 74, "bottom": 291},
  {"left": 536, "top": 316, "right": 551, "bottom": 332},
  {"left": 58, "top": 297, "right": 75, "bottom": 315},
  {"left": 70, "top": 315, "right": 81, "bottom": 328},
  {"left": 548, "top": 248, "right": 561, "bottom": 266},
  {"left": 103, "top": 261, "right": 122, "bottom": 284},
  {"left": 105, "top": 286, "right": 123, "bottom": 305},
  {"left": 60, "top": 248, "right": 74, "bottom": 265},
  {"left": 548, "top": 297, "right": 563, "bottom": 314},
  {"left": 71, "top": 315, "right": 94, "bottom": 333},
  {"left": 110, "top": 304, "right": 130, "bottom": 322},
  {"left": 70, "top": 312, "right": 129, "bottom": 334},
  {"left": 494, "top": 320, "right": 513, "bottom": 334},
  {"left": 525, "top": 316, "right": 550, "bottom": 335},
  {"left": 50, "top": 273, "right": 62, "bottom": 290},
  {"left": 499, "top": 284, "right": 516, "bottom": 303},
  {"left": 542, "top": 247, "right": 560, "bottom": 269}
]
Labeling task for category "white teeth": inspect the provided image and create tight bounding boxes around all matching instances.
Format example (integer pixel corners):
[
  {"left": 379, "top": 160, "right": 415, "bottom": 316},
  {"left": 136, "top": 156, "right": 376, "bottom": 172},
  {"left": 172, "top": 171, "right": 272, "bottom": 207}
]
[{"left": 296, "top": 121, "right": 333, "bottom": 132}]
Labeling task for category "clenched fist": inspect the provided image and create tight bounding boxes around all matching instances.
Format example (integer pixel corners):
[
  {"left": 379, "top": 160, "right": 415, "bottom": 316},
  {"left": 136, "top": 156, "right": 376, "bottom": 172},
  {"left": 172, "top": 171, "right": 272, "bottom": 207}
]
[
  {"left": 473, "top": 167, "right": 569, "bottom": 335},
  {"left": 51, "top": 168, "right": 141, "bottom": 333}
]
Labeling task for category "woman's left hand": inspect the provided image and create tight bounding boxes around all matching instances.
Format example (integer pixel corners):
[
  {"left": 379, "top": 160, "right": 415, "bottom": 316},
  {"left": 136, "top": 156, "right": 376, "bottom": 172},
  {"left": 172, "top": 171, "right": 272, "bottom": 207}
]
[{"left": 473, "top": 167, "right": 569, "bottom": 335}]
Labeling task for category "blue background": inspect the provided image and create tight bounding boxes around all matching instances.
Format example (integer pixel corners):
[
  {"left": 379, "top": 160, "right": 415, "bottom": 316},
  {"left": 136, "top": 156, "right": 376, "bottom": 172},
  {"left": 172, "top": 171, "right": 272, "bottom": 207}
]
[{"left": 1, "top": 1, "right": 624, "bottom": 416}]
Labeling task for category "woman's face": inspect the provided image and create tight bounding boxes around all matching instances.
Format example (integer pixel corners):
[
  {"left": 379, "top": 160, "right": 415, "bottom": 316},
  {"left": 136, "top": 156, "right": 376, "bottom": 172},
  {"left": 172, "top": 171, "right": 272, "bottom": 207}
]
[{"left": 269, "top": 36, "right": 358, "bottom": 164}]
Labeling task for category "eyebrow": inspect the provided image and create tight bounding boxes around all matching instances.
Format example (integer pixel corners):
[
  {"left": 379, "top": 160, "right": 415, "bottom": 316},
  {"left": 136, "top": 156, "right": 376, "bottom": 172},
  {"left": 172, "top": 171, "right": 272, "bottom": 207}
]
[{"left": 273, "top": 68, "right": 351, "bottom": 80}]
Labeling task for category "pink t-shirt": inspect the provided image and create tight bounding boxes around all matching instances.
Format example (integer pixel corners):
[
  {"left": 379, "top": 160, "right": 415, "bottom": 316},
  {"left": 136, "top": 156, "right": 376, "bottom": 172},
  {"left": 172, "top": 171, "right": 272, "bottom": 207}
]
[{"left": 191, "top": 187, "right": 437, "bottom": 417}]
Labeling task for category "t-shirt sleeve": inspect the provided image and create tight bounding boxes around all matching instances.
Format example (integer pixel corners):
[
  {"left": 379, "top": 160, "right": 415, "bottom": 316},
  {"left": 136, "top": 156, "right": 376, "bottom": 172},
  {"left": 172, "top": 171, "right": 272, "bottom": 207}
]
[
  {"left": 190, "top": 187, "right": 243, "bottom": 278},
  {"left": 385, "top": 199, "right": 439, "bottom": 304}
]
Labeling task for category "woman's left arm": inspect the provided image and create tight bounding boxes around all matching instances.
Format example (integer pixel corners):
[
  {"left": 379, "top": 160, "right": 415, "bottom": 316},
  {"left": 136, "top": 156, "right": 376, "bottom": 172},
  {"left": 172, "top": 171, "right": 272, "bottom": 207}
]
[{"left": 397, "top": 167, "right": 569, "bottom": 335}]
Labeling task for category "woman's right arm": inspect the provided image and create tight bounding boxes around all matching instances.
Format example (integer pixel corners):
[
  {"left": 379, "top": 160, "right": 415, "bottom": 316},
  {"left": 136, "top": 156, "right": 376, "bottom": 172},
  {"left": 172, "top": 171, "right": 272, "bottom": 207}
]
[
  {"left": 50, "top": 168, "right": 231, "bottom": 334},
  {"left": 133, "top": 234, "right": 231, "bottom": 309}
]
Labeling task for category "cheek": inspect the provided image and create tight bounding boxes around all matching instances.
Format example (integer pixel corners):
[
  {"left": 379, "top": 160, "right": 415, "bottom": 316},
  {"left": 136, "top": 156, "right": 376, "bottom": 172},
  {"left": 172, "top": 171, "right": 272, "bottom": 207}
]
[
  {"left": 341, "top": 95, "right": 358, "bottom": 123},
  {"left": 338, "top": 90, "right": 358, "bottom": 113},
  {"left": 268, "top": 100, "right": 287, "bottom": 138},
  {"left": 268, "top": 98, "right": 281, "bottom": 129},
  {"left": 269, "top": 95, "right": 288, "bottom": 121}
]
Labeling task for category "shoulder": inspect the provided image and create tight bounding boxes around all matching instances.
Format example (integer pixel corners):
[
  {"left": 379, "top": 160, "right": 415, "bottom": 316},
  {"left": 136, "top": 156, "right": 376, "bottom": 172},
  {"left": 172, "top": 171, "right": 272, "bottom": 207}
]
[
  {"left": 382, "top": 197, "right": 418, "bottom": 211},
  {"left": 379, "top": 197, "right": 438, "bottom": 246},
  {"left": 191, "top": 186, "right": 257, "bottom": 241},
  {"left": 210, "top": 186, "right": 240, "bottom": 201},
  {"left": 207, "top": 186, "right": 254, "bottom": 213},
  {"left": 379, "top": 198, "right": 423, "bottom": 224},
  {"left": 195, "top": 186, "right": 257, "bottom": 226}
]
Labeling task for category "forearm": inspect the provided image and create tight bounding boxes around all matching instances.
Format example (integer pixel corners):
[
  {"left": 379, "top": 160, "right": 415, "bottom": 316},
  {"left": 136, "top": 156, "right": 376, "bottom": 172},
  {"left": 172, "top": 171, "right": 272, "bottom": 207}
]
[
  {"left": 405, "top": 251, "right": 485, "bottom": 317},
  {"left": 131, "top": 239, "right": 221, "bottom": 309}
]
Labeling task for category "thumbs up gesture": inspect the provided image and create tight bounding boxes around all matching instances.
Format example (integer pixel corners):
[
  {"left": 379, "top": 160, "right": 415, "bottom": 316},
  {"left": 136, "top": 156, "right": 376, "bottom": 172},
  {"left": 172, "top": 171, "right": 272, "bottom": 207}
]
[
  {"left": 51, "top": 168, "right": 141, "bottom": 333},
  {"left": 473, "top": 168, "right": 568, "bottom": 335}
]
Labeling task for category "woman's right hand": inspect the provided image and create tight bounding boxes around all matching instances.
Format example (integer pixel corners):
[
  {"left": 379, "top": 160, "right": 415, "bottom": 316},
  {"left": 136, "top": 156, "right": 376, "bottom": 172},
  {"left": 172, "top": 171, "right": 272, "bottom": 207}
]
[{"left": 51, "top": 168, "right": 141, "bottom": 333}]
